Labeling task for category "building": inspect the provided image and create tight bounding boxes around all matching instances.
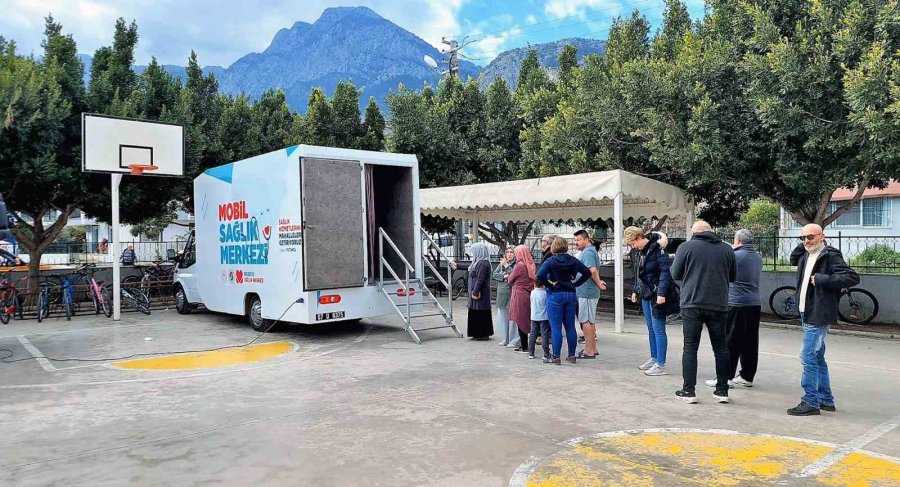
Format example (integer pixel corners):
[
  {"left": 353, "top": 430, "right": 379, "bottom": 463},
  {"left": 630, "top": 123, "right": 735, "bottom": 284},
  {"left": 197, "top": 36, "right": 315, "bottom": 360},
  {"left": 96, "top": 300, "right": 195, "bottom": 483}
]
[{"left": 779, "top": 181, "right": 899, "bottom": 260}]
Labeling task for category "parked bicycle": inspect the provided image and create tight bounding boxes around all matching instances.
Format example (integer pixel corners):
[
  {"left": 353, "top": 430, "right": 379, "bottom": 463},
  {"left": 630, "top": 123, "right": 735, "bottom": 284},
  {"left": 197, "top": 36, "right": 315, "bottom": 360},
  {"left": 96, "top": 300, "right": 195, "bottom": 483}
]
[
  {"left": 0, "top": 273, "right": 23, "bottom": 324},
  {"left": 769, "top": 285, "right": 879, "bottom": 325},
  {"left": 73, "top": 264, "right": 112, "bottom": 318},
  {"left": 36, "top": 279, "right": 52, "bottom": 322}
]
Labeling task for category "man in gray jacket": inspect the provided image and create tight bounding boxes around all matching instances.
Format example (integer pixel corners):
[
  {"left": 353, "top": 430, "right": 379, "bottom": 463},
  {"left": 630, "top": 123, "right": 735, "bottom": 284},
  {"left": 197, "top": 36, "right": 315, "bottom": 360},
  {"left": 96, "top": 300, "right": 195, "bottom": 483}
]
[
  {"left": 670, "top": 221, "right": 736, "bottom": 404},
  {"left": 706, "top": 229, "right": 762, "bottom": 389}
]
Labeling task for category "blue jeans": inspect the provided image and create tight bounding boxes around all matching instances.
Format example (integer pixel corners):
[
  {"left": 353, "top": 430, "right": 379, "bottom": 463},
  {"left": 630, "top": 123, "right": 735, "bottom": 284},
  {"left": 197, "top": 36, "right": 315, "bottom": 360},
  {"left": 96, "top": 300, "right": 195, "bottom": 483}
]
[
  {"left": 641, "top": 299, "right": 667, "bottom": 366},
  {"left": 547, "top": 291, "right": 578, "bottom": 359},
  {"left": 800, "top": 315, "right": 834, "bottom": 408}
]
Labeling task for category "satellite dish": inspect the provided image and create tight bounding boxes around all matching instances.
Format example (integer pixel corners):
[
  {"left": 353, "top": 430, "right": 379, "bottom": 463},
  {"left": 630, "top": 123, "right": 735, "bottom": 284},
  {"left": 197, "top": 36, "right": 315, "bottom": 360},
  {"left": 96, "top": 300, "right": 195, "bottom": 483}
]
[{"left": 423, "top": 55, "right": 439, "bottom": 70}]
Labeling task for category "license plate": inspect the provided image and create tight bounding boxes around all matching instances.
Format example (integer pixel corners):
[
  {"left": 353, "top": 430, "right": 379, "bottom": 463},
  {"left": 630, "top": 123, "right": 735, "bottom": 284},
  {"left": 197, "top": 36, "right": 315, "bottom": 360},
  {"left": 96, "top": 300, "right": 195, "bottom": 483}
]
[{"left": 316, "top": 311, "right": 345, "bottom": 321}]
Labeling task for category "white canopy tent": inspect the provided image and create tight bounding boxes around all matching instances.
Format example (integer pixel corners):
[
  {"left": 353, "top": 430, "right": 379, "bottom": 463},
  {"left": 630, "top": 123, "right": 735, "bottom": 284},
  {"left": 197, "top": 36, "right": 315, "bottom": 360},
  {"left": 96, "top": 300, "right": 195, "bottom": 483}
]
[{"left": 421, "top": 169, "right": 694, "bottom": 333}]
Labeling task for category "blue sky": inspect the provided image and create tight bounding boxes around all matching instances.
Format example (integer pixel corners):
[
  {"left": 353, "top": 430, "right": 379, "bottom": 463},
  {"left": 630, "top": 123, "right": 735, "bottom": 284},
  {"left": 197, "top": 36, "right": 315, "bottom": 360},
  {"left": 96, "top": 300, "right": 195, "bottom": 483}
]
[{"left": 1, "top": 0, "right": 706, "bottom": 67}]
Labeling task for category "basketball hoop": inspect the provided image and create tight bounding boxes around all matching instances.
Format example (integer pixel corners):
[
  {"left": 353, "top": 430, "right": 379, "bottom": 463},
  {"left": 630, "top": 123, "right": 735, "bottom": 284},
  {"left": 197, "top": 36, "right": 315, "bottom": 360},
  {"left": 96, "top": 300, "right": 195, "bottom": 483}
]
[{"left": 128, "top": 164, "right": 159, "bottom": 176}]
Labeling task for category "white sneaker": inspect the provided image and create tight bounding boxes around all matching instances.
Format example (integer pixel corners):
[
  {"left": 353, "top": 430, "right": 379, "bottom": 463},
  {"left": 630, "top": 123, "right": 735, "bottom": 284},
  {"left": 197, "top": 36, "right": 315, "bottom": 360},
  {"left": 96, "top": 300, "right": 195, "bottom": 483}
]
[
  {"left": 638, "top": 358, "right": 656, "bottom": 371},
  {"left": 705, "top": 379, "right": 734, "bottom": 388},
  {"left": 498, "top": 341, "right": 508, "bottom": 346},
  {"left": 644, "top": 364, "right": 668, "bottom": 376},
  {"left": 732, "top": 376, "right": 753, "bottom": 387}
]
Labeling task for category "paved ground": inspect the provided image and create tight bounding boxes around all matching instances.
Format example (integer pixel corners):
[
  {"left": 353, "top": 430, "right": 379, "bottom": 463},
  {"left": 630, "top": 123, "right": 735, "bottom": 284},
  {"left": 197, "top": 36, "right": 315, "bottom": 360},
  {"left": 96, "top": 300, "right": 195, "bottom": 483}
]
[{"left": 1, "top": 307, "right": 899, "bottom": 486}]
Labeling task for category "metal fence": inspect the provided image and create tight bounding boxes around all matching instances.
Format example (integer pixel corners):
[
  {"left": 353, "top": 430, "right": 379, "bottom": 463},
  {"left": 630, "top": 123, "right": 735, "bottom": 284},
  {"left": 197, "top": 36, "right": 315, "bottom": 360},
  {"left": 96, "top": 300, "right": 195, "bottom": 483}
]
[
  {"left": 2, "top": 240, "right": 188, "bottom": 266},
  {"left": 759, "top": 233, "right": 900, "bottom": 274},
  {"left": 428, "top": 233, "right": 900, "bottom": 275}
]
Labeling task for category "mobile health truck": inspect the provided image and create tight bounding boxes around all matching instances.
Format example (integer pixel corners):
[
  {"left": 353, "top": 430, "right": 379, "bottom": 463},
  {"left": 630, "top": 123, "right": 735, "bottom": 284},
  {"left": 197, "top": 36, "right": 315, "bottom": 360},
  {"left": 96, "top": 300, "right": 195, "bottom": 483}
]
[{"left": 172, "top": 145, "right": 460, "bottom": 343}]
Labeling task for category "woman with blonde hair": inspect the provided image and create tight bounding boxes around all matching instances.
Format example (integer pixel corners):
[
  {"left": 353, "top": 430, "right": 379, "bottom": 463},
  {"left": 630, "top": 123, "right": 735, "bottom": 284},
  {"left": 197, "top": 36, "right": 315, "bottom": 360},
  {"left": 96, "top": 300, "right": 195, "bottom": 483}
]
[
  {"left": 623, "top": 226, "right": 678, "bottom": 376},
  {"left": 536, "top": 237, "right": 592, "bottom": 364},
  {"left": 507, "top": 245, "right": 536, "bottom": 352}
]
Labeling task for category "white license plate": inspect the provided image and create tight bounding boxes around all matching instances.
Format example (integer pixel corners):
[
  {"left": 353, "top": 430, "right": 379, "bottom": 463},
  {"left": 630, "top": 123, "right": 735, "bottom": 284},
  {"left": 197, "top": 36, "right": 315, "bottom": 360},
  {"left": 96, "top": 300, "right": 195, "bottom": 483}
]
[{"left": 316, "top": 311, "right": 345, "bottom": 321}]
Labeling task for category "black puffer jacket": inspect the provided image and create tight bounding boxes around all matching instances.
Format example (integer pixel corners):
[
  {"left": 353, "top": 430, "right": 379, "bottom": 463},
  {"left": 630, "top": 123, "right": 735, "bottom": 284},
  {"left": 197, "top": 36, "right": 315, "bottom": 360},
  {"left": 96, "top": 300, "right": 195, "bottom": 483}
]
[{"left": 794, "top": 244, "right": 860, "bottom": 326}]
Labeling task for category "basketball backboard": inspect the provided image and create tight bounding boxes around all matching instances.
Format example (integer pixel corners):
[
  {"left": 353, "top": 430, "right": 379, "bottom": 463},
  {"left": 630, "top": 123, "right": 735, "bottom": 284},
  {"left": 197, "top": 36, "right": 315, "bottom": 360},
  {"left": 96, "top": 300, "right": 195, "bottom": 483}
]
[{"left": 82, "top": 113, "right": 184, "bottom": 177}]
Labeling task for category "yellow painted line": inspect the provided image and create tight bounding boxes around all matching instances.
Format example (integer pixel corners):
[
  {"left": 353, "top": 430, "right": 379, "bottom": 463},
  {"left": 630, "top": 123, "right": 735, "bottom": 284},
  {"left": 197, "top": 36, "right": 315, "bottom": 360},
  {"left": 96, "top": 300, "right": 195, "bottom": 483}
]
[
  {"left": 522, "top": 431, "right": 900, "bottom": 487},
  {"left": 112, "top": 341, "right": 295, "bottom": 370},
  {"left": 817, "top": 452, "right": 900, "bottom": 487}
]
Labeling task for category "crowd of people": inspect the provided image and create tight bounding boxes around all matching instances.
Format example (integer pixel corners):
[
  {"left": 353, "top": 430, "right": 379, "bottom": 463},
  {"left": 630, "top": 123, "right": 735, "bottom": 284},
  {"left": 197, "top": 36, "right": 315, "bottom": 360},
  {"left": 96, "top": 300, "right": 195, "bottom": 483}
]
[{"left": 450, "top": 220, "right": 860, "bottom": 415}]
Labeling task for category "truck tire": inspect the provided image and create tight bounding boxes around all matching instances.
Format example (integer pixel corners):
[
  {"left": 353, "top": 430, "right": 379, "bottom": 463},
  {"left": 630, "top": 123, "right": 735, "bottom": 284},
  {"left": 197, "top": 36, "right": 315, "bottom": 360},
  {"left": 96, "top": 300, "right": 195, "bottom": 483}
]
[
  {"left": 174, "top": 285, "right": 192, "bottom": 315},
  {"left": 247, "top": 295, "right": 276, "bottom": 332}
]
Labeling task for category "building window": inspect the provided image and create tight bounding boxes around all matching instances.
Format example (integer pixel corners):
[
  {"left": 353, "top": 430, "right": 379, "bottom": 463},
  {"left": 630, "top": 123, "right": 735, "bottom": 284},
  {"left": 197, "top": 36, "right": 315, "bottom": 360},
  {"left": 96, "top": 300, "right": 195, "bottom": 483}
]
[
  {"left": 829, "top": 197, "right": 890, "bottom": 228},
  {"left": 862, "top": 197, "right": 890, "bottom": 227}
]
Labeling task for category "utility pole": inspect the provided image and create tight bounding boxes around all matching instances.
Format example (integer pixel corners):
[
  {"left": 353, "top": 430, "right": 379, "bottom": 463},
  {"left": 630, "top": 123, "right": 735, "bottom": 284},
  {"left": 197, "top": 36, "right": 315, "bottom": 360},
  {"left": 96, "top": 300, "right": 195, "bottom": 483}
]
[{"left": 441, "top": 37, "right": 461, "bottom": 78}]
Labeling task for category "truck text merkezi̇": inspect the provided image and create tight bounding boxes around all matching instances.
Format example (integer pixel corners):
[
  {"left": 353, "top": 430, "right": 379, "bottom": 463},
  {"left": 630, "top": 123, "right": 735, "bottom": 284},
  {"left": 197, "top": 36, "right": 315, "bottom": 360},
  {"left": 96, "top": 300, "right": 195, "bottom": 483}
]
[{"left": 218, "top": 200, "right": 270, "bottom": 265}]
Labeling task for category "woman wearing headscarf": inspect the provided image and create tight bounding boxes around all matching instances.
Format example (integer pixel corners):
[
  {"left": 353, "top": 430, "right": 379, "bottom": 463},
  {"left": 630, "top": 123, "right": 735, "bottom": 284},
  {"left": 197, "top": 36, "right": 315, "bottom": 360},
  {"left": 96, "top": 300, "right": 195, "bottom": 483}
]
[
  {"left": 450, "top": 242, "right": 494, "bottom": 340},
  {"left": 507, "top": 245, "right": 536, "bottom": 352},
  {"left": 493, "top": 246, "right": 518, "bottom": 347}
]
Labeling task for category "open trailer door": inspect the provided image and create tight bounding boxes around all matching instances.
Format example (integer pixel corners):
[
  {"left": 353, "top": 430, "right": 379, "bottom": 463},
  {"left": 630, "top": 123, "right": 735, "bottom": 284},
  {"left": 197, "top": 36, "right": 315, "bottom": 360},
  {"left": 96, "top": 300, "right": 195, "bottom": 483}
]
[{"left": 300, "top": 158, "right": 366, "bottom": 291}]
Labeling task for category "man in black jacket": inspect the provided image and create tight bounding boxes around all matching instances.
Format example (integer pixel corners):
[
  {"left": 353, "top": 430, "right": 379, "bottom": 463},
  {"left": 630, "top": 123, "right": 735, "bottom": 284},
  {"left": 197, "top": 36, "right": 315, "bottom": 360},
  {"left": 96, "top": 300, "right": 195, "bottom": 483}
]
[
  {"left": 670, "top": 221, "right": 736, "bottom": 404},
  {"left": 787, "top": 224, "right": 860, "bottom": 416}
]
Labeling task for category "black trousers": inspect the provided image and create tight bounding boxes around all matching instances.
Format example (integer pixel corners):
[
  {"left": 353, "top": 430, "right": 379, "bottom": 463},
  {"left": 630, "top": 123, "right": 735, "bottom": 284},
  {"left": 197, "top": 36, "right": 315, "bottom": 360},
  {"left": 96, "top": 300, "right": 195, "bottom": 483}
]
[
  {"left": 726, "top": 305, "right": 761, "bottom": 382},
  {"left": 681, "top": 307, "right": 731, "bottom": 393}
]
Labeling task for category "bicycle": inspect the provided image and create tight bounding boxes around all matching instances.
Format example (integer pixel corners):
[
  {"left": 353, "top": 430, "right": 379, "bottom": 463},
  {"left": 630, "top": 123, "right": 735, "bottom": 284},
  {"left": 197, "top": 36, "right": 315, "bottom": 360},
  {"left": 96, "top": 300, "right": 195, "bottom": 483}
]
[
  {"left": 0, "top": 273, "right": 23, "bottom": 324},
  {"left": 36, "top": 279, "right": 52, "bottom": 322},
  {"left": 73, "top": 264, "right": 112, "bottom": 318},
  {"left": 120, "top": 281, "right": 151, "bottom": 315},
  {"left": 769, "top": 285, "right": 879, "bottom": 325}
]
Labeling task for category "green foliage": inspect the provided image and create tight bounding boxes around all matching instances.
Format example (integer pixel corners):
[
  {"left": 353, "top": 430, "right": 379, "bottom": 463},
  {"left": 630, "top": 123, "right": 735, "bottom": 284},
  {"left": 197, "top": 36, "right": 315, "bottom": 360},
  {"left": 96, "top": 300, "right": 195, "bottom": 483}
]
[
  {"left": 849, "top": 244, "right": 900, "bottom": 274},
  {"left": 361, "top": 97, "right": 385, "bottom": 151},
  {"left": 56, "top": 226, "right": 86, "bottom": 243},
  {"left": 739, "top": 200, "right": 781, "bottom": 230}
]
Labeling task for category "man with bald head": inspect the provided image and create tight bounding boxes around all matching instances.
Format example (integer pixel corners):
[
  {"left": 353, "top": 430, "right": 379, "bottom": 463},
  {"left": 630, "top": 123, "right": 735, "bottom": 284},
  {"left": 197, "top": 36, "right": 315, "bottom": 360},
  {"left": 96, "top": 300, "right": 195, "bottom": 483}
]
[
  {"left": 787, "top": 224, "right": 859, "bottom": 416},
  {"left": 670, "top": 220, "right": 736, "bottom": 404}
]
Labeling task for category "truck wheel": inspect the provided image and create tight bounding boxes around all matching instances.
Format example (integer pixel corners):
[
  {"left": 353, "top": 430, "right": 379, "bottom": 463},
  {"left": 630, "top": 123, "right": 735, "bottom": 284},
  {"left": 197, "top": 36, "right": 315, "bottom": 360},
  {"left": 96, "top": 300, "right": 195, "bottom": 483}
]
[
  {"left": 174, "top": 285, "right": 192, "bottom": 315},
  {"left": 247, "top": 295, "right": 276, "bottom": 332}
]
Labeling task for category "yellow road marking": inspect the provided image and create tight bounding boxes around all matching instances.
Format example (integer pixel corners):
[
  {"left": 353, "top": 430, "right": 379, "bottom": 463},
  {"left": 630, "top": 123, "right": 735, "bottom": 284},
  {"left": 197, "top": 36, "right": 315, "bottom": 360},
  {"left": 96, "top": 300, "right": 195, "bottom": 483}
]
[
  {"left": 525, "top": 431, "right": 900, "bottom": 487},
  {"left": 113, "top": 341, "right": 294, "bottom": 370}
]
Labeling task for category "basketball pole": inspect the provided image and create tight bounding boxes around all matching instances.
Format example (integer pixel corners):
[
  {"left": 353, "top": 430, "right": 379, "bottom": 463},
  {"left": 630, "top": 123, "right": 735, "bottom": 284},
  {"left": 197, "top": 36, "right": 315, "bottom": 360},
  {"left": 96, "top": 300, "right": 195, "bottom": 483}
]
[{"left": 111, "top": 174, "right": 122, "bottom": 321}]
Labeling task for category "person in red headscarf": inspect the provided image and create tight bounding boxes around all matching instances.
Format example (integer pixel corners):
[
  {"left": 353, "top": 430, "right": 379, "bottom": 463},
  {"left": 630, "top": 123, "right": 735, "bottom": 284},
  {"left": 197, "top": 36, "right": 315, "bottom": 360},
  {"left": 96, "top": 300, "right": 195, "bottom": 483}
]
[{"left": 507, "top": 245, "right": 536, "bottom": 352}]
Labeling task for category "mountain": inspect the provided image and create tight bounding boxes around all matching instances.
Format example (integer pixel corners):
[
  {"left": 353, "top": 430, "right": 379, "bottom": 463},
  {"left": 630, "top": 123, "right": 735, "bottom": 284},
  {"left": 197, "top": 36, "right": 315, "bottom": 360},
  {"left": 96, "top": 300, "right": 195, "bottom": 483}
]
[
  {"left": 215, "top": 6, "right": 480, "bottom": 112},
  {"left": 478, "top": 38, "right": 605, "bottom": 91},
  {"left": 77, "top": 7, "right": 479, "bottom": 112}
]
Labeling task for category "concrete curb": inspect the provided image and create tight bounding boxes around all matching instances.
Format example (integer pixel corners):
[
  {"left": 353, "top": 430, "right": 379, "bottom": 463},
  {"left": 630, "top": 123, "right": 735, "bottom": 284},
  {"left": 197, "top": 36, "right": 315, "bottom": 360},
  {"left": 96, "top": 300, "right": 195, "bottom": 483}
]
[{"left": 760, "top": 321, "right": 899, "bottom": 341}]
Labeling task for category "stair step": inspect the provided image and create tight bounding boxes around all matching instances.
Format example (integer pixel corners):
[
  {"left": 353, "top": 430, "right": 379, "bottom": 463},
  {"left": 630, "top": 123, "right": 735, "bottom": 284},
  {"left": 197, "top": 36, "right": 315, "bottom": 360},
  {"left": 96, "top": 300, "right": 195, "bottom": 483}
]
[
  {"left": 407, "top": 312, "right": 449, "bottom": 319},
  {"left": 411, "top": 324, "right": 456, "bottom": 332}
]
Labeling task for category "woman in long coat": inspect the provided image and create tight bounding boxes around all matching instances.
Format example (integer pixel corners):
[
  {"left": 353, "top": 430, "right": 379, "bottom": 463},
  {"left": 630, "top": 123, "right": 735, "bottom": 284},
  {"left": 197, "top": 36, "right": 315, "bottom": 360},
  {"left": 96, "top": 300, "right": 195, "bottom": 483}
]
[
  {"left": 452, "top": 243, "right": 493, "bottom": 340},
  {"left": 507, "top": 245, "right": 536, "bottom": 351},
  {"left": 493, "top": 246, "right": 517, "bottom": 347}
]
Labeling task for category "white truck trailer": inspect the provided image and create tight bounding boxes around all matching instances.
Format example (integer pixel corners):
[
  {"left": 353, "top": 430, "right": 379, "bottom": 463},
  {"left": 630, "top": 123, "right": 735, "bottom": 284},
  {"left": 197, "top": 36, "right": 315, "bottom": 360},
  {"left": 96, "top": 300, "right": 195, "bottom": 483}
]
[{"left": 172, "top": 145, "right": 460, "bottom": 343}]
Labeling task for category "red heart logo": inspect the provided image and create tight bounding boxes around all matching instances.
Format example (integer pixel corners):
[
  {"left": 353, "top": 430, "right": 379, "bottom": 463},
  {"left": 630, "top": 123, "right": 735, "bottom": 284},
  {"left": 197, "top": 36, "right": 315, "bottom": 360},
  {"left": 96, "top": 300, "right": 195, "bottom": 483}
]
[
  {"left": 236, "top": 270, "right": 243, "bottom": 284},
  {"left": 263, "top": 226, "right": 271, "bottom": 239}
]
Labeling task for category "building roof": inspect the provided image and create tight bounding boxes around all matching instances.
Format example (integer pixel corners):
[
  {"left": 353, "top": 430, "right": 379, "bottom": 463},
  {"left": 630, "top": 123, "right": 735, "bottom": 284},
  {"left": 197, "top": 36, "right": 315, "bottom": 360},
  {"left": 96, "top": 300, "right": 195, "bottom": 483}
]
[{"left": 832, "top": 181, "right": 900, "bottom": 201}]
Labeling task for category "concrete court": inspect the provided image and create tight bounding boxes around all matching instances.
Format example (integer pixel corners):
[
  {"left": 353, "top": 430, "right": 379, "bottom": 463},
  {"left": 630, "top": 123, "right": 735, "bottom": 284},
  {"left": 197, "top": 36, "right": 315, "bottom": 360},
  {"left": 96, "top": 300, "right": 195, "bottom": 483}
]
[{"left": 0, "top": 307, "right": 899, "bottom": 486}]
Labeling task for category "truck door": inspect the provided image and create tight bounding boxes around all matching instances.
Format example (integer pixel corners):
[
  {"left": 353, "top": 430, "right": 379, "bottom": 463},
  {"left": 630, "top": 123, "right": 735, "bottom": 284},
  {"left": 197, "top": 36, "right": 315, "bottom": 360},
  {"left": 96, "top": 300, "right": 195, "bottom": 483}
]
[{"left": 301, "top": 158, "right": 365, "bottom": 291}]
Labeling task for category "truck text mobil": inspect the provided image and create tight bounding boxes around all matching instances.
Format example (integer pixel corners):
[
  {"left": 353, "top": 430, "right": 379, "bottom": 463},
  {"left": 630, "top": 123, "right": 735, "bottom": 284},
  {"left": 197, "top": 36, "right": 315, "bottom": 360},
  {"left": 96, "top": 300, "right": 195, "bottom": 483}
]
[
  {"left": 172, "top": 144, "right": 426, "bottom": 332},
  {"left": 218, "top": 201, "right": 269, "bottom": 266}
]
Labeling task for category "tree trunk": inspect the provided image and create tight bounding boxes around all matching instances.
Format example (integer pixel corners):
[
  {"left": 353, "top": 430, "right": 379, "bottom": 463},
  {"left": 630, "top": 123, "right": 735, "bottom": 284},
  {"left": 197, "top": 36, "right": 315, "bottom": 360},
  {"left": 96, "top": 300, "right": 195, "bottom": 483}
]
[
  {"left": 789, "top": 178, "right": 870, "bottom": 227},
  {"left": 10, "top": 206, "right": 75, "bottom": 295}
]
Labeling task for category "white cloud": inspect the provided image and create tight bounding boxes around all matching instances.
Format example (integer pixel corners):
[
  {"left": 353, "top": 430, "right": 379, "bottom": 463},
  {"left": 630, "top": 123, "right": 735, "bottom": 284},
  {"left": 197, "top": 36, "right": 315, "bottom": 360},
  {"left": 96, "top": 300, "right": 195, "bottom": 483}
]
[
  {"left": 467, "top": 26, "right": 523, "bottom": 61},
  {"left": 526, "top": 14, "right": 538, "bottom": 24},
  {"left": 544, "top": 0, "right": 626, "bottom": 19}
]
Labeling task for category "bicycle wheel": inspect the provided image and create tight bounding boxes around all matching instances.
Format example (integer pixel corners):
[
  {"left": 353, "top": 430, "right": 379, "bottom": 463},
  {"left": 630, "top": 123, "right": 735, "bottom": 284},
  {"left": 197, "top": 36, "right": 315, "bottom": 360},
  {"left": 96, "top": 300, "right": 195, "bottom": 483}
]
[
  {"left": 0, "top": 297, "right": 10, "bottom": 324},
  {"left": 451, "top": 277, "right": 467, "bottom": 301},
  {"left": 37, "top": 289, "right": 48, "bottom": 322},
  {"left": 838, "top": 288, "right": 878, "bottom": 325},
  {"left": 769, "top": 286, "right": 800, "bottom": 320},
  {"left": 99, "top": 287, "right": 112, "bottom": 318}
]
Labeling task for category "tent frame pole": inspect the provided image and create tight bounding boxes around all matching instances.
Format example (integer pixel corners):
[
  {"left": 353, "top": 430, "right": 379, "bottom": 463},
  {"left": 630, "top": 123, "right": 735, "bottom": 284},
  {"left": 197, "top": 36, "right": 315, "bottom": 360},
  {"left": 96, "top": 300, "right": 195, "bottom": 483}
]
[{"left": 614, "top": 192, "right": 624, "bottom": 333}]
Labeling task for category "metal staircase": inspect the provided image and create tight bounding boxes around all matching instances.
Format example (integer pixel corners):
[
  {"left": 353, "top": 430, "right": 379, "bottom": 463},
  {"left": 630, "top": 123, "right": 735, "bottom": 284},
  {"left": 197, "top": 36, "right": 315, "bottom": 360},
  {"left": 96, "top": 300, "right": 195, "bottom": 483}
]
[{"left": 377, "top": 228, "right": 462, "bottom": 344}]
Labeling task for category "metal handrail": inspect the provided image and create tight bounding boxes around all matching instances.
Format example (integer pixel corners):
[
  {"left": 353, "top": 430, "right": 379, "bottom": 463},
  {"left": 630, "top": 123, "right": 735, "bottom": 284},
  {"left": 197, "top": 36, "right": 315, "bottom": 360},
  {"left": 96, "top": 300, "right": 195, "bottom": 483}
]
[
  {"left": 421, "top": 231, "right": 451, "bottom": 290},
  {"left": 379, "top": 228, "right": 414, "bottom": 273}
]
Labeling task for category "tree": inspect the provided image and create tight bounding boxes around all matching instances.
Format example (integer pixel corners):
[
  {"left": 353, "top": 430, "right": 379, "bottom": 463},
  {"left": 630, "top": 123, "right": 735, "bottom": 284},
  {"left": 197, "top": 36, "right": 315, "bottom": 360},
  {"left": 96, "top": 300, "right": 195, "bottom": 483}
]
[
  {"left": 304, "top": 88, "right": 335, "bottom": 146},
  {"left": 87, "top": 18, "right": 138, "bottom": 112},
  {"left": 479, "top": 78, "right": 520, "bottom": 176},
  {"left": 360, "top": 96, "right": 385, "bottom": 151},
  {"left": 734, "top": 0, "right": 900, "bottom": 226},
  {"left": 0, "top": 20, "right": 93, "bottom": 290},
  {"left": 330, "top": 81, "right": 363, "bottom": 148}
]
